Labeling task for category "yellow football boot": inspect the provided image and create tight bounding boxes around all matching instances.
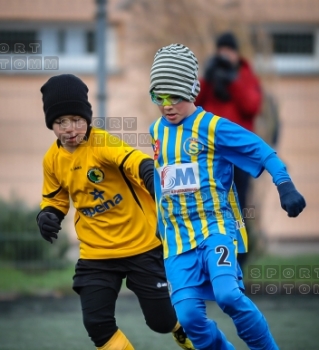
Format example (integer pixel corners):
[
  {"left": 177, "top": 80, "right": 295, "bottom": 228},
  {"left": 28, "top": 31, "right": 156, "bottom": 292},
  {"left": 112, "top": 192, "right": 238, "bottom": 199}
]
[{"left": 172, "top": 326, "right": 195, "bottom": 350}]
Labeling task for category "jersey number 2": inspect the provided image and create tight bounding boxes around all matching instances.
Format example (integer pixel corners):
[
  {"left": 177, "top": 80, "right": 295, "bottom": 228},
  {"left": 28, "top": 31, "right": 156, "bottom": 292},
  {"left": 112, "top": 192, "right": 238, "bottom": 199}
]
[{"left": 215, "top": 245, "right": 231, "bottom": 266}]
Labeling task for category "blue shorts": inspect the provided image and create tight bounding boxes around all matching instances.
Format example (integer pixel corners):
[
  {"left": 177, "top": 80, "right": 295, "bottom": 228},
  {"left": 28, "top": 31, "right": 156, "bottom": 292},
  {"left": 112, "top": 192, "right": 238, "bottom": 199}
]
[{"left": 164, "top": 233, "right": 245, "bottom": 305}]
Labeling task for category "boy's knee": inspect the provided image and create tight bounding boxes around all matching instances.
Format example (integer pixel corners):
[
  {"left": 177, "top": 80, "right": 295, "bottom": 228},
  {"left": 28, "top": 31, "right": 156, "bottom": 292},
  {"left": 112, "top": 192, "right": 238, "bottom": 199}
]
[
  {"left": 139, "top": 296, "right": 177, "bottom": 334},
  {"left": 174, "top": 300, "right": 201, "bottom": 332},
  {"left": 214, "top": 287, "right": 243, "bottom": 312},
  {"left": 146, "top": 316, "right": 175, "bottom": 334},
  {"left": 174, "top": 299, "right": 223, "bottom": 349}
]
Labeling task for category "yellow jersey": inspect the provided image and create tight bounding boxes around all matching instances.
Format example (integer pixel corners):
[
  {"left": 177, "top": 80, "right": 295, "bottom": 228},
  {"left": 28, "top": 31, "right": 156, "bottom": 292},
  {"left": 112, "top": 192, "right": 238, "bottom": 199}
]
[{"left": 40, "top": 127, "right": 160, "bottom": 259}]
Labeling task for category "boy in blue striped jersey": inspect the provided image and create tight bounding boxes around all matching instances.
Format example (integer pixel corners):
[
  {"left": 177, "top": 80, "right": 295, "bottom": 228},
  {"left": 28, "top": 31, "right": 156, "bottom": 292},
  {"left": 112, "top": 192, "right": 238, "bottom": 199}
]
[{"left": 148, "top": 44, "right": 306, "bottom": 350}]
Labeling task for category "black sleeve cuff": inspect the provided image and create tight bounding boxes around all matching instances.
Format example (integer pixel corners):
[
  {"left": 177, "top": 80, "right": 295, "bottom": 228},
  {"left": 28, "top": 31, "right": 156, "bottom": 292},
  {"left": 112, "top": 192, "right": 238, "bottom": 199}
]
[{"left": 139, "top": 159, "right": 155, "bottom": 199}]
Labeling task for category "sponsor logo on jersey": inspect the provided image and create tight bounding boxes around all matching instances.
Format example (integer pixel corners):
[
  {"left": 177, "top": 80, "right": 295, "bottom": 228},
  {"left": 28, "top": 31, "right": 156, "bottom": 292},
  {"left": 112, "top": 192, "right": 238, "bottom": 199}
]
[
  {"left": 183, "top": 137, "right": 204, "bottom": 156},
  {"left": 80, "top": 193, "right": 123, "bottom": 217},
  {"left": 235, "top": 219, "right": 245, "bottom": 230},
  {"left": 89, "top": 188, "right": 105, "bottom": 200},
  {"left": 87, "top": 168, "right": 104, "bottom": 183},
  {"left": 158, "top": 163, "right": 200, "bottom": 195},
  {"left": 153, "top": 139, "right": 160, "bottom": 160}
]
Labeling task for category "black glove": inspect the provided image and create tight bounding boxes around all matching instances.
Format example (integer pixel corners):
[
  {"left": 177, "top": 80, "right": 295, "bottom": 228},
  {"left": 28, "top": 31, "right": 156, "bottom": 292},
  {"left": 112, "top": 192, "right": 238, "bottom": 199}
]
[
  {"left": 37, "top": 211, "right": 61, "bottom": 243},
  {"left": 277, "top": 181, "right": 306, "bottom": 217},
  {"left": 204, "top": 55, "right": 238, "bottom": 102}
]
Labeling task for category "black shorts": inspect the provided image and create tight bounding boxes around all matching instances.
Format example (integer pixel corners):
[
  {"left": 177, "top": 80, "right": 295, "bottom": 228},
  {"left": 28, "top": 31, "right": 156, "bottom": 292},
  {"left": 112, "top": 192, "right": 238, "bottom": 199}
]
[
  {"left": 73, "top": 245, "right": 170, "bottom": 299},
  {"left": 72, "top": 246, "right": 177, "bottom": 346}
]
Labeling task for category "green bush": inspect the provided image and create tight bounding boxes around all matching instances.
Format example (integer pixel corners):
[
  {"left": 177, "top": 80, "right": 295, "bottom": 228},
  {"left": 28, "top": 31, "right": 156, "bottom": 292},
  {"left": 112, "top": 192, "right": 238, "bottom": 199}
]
[{"left": 0, "top": 197, "right": 71, "bottom": 270}]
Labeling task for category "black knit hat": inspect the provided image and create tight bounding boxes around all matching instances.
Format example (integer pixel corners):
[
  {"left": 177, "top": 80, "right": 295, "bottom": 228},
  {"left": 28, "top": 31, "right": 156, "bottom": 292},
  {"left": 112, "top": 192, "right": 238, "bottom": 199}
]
[
  {"left": 216, "top": 32, "right": 239, "bottom": 51},
  {"left": 40, "top": 74, "right": 92, "bottom": 129}
]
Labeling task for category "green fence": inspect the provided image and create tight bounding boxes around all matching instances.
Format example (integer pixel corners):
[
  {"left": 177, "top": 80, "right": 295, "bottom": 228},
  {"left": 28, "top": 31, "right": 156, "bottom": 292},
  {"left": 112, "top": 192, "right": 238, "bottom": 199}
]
[{"left": 0, "top": 232, "right": 70, "bottom": 270}]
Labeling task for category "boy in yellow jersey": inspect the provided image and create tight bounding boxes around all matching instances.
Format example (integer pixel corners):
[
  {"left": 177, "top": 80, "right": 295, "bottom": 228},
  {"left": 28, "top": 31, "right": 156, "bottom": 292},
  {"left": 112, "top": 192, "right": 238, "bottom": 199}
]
[
  {"left": 149, "top": 44, "right": 306, "bottom": 350},
  {"left": 37, "top": 74, "right": 194, "bottom": 350}
]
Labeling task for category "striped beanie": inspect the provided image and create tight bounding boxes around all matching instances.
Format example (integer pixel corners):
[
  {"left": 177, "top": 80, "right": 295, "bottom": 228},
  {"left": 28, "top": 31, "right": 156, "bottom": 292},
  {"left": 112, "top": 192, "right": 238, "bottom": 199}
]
[{"left": 149, "top": 43, "right": 200, "bottom": 102}]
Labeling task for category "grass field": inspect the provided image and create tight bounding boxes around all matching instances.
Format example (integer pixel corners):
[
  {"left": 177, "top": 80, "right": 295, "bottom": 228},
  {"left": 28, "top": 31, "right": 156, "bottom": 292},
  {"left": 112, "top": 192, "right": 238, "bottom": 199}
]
[
  {"left": 1, "top": 254, "right": 319, "bottom": 297},
  {"left": 0, "top": 293, "right": 318, "bottom": 350},
  {"left": 0, "top": 254, "right": 318, "bottom": 349}
]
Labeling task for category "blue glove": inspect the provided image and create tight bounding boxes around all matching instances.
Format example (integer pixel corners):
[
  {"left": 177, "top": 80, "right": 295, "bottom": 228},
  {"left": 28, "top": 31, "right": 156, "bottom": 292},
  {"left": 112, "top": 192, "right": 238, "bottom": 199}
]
[{"left": 277, "top": 182, "right": 306, "bottom": 217}]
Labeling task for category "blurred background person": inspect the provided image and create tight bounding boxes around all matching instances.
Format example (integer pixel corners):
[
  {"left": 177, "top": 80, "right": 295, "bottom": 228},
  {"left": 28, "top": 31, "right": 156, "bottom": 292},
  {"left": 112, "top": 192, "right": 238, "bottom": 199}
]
[{"left": 195, "top": 31, "right": 262, "bottom": 268}]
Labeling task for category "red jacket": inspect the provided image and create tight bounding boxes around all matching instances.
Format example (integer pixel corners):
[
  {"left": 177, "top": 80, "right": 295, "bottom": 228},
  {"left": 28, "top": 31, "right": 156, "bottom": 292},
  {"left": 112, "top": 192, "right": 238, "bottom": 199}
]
[{"left": 195, "top": 59, "right": 262, "bottom": 132}]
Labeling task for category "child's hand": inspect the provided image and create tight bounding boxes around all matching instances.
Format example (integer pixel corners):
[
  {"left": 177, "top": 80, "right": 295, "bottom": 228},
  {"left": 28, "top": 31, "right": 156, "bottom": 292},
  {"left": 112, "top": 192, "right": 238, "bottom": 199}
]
[
  {"left": 277, "top": 182, "right": 306, "bottom": 217},
  {"left": 37, "top": 212, "right": 61, "bottom": 243}
]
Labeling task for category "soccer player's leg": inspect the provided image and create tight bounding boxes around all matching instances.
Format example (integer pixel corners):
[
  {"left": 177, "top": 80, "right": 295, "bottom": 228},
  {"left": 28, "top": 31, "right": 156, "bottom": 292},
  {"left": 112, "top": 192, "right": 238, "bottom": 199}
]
[
  {"left": 137, "top": 296, "right": 195, "bottom": 350},
  {"left": 126, "top": 246, "right": 195, "bottom": 350},
  {"left": 204, "top": 234, "right": 279, "bottom": 350},
  {"left": 96, "top": 329, "right": 134, "bottom": 350},
  {"left": 214, "top": 274, "right": 279, "bottom": 350},
  {"left": 76, "top": 283, "right": 134, "bottom": 349},
  {"left": 174, "top": 298, "right": 235, "bottom": 350},
  {"left": 172, "top": 322, "right": 196, "bottom": 350},
  {"left": 165, "top": 249, "right": 235, "bottom": 350}
]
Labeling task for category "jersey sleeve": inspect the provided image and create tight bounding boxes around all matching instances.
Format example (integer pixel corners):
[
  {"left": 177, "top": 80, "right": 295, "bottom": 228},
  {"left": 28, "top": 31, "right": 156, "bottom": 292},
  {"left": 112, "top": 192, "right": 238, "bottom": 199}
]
[
  {"left": 100, "top": 132, "right": 153, "bottom": 186},
  {"left": 119, "top": 147, "right": 153, "bottom": 187},
  {"left": 40, "top": 156, "right": 70, "bottom": 215},
  {"left": 215, "top": 117, "right": 275, "bottom": 178}
]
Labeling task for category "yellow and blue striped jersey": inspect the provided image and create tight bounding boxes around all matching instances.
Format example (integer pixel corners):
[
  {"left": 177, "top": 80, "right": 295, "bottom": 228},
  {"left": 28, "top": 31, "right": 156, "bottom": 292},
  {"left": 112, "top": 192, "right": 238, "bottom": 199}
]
[{"left": 150, "top": 107, "right": 275, "bottom": 258}]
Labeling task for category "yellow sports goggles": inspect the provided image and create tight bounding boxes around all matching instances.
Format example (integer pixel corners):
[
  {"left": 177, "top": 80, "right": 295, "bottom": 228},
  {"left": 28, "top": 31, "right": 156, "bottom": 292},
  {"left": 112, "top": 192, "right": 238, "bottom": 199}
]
[{"left": 150, "top": 92, "right": 183, "bottom": 106}]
